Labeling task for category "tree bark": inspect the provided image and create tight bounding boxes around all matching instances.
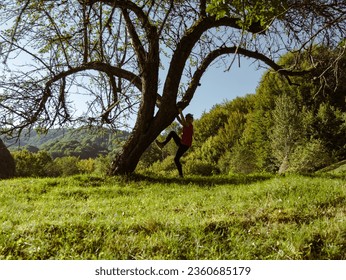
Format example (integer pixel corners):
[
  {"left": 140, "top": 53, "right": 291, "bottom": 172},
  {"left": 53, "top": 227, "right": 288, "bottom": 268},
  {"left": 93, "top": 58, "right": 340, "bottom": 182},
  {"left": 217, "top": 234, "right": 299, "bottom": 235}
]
[
  {"left": 0, "top": 139, "right": 15, "bottom": 179},
  {"left": 109, "top": 110, "right": 177, "bottom": 175}
]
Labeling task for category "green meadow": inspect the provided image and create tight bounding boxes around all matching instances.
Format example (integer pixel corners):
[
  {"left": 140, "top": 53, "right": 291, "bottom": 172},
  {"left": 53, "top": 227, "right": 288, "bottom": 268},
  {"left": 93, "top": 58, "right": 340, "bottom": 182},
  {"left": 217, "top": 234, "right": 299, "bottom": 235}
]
[{"left": 0, "top": 173, "right": 345, "bottom": 260}]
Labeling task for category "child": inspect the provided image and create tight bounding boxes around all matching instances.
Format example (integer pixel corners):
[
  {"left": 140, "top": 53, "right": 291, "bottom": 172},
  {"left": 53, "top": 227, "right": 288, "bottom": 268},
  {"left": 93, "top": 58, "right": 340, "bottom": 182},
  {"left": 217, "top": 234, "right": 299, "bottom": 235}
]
[{"left": 156, "top": 109, "right": 194, "bottom": 177}]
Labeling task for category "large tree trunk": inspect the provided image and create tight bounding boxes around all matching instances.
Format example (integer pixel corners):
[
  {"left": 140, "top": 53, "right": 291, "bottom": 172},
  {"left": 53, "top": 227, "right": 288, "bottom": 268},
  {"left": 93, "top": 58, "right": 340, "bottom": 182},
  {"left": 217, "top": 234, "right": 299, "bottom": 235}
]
[
  {"left": 109, "top": 111, "right": 176, "bottom": 175},
  {"left": 0, "top": 139, "right": 15, "bottom": 179},
  {"left": 109, "top": 128, "right": 155, "bottom": 175},
  {"left": 108, "top": 41, "right": 178, "bottom": 175}
]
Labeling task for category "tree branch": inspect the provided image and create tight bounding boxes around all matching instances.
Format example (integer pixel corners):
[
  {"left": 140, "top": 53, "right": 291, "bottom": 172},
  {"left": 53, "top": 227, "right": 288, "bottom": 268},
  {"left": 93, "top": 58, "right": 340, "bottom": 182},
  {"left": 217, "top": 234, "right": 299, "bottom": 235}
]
[
  {"left": 179, "top": 46, "right": 314, "bottom": 108},
  {"left": 3, "top": 0, "right": 31, "bottom": 64},
  {"left": 121, "top": 8, "right": 147, "bottom": 67},
  {"left": 163, "top": 15, "right": 265, "bottom": 104},
  {"left": 93, "top": 0, "right": 158, "bottom": 40},
  {"left": 26, "top": 62, "right": 142, "bottom": 128},
  {"left": 47, "top": 61, "right": 142, "bottom": 90},
  {"left": 158, "top": 0, "right": 174, "bottom": 36},
  {"left": 199, "top": 0, "right": 207, "bottom": 18}
]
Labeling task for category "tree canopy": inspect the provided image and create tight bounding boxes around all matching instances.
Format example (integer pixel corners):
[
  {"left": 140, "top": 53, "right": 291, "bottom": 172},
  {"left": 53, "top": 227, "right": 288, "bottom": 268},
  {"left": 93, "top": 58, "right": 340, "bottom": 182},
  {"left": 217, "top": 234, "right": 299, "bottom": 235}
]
[{"left": 0, "top": 0, "right": 345, "bottom": 174}]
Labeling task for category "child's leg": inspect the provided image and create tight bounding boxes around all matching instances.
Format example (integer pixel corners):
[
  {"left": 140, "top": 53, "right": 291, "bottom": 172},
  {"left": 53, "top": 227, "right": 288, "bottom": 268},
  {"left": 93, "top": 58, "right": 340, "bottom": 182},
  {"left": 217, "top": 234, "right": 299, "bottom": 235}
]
[
  {"left": 162, "top": 131, "right": 181, "bottom": 146},
  {"left": 174, "top": 145, "right": 189, "bottom": 177}
]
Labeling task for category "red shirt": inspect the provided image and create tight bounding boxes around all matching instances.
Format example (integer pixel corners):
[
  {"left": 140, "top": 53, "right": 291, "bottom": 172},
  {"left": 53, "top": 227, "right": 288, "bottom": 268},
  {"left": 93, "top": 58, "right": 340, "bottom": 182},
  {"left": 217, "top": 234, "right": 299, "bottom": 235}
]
[{"left": 181, "top": 124, "right": 193, "bottom": 147}]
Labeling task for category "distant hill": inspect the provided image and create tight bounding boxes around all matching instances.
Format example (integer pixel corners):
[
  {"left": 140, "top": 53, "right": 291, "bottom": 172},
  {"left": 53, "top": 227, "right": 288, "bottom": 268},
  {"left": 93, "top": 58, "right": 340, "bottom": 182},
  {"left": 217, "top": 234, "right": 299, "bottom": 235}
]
[{"left": 2, "top": 127, "right": 129, "bottom": 159}]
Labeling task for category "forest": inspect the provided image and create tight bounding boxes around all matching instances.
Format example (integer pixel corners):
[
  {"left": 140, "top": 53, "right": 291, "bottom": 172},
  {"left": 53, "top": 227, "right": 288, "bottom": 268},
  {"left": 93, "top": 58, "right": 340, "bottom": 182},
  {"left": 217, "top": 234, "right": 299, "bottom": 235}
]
[
  {"left": 2, "top": 127, "right": 126, "bottom": 177},
  {"left": 5, "top": 127, "right": 128, "bottom": 158}
]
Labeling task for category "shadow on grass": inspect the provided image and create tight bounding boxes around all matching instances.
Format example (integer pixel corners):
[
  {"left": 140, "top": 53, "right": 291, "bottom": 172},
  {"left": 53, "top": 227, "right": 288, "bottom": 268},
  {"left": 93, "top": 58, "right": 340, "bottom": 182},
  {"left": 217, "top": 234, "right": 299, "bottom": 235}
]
[
  {"left": 119, "top": 173, "right": 273, "bottom": 187},
  {"left": 316, "top": 159, "right": 346, "bottom": 173},
  {"left": 53, "top": 173, "right": 272, "bottom": 189},
  {"left": 294, "top": 172, "right": 346, "bottom": 180},
  {"left": 72, "top": 172, "right": 344, "bottom": 189}
]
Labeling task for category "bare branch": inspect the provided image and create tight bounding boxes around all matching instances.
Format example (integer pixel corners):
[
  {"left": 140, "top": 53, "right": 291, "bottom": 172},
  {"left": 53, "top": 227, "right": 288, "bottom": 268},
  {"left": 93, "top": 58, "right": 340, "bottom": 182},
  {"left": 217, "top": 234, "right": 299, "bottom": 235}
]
[
  {"left": 179, "top": 46, "right": 313, "bottom": 108},
  {"left": 163, "top": 15, "right": 265, "bottom": 104},
  {"left": 121, "top": 8, "right": 147, "bottom": 68},
  {"left": 3, "top": 0, "right": 31, "bottom": 64}
]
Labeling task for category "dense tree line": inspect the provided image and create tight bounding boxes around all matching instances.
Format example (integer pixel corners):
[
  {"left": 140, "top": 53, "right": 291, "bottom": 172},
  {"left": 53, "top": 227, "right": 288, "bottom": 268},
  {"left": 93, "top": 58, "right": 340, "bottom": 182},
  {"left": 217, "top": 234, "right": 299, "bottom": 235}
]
[
  {"left": 139, "top": 47, "right": 346, "bottom": 176},
  {"left": 5, "top": 127, "right": 127, "bottom": 159},
  {"left": 4, "top": 127, "right": 125, "bottom": 178},
  {"left": 11, "top": 150, "right": 111, "bottom": 178}
]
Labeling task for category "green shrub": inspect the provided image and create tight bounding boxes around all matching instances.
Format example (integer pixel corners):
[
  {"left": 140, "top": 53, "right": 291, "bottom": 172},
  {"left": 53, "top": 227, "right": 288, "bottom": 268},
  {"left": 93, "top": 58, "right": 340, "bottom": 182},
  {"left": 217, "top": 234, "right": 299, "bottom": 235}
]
[
  {"left": 146, "top": 156, "right": 177, "bottom": 176},
  {"left": 288, "top": 139, "right": 332, "bottom": 173},
  {"left": 11, "top": 149, "right": 114, "bottom": 177},
  {"left": 93, "top": 155, "right": 112, "bottom": 175},
  {"left": 217, "top": 151, "right": 232, "bottom": 174},
  {"left": 53, "top": 156, "right": 80, "bottom": 177},
  {"left": 12, "top": 150, "right": 54, "bottom": 177},
  {"left": 77, "top": 158, "right": 96, "bottom": 174},
  {"left": 185, "top": 158, "right": 219, "bottom": 176},
  {"left": 228, "top": 143, "right": 258, "bottom": 174},
  {"left": 12, "top": 150, "right": 36, "bottom": 177}
]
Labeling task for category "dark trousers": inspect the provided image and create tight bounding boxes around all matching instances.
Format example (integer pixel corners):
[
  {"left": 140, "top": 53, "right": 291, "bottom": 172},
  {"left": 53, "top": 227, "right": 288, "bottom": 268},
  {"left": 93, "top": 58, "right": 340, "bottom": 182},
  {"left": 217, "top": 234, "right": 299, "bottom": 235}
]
[{"left": 162, "top": 131, "right": 189, "bottom": 176}]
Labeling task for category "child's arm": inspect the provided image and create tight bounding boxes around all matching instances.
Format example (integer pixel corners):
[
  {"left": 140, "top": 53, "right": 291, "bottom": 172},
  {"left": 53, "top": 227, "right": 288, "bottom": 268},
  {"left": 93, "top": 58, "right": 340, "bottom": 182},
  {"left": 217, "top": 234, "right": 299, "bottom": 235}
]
[{"left": 177, "top": 108, "right": 188, "bottom": 126}]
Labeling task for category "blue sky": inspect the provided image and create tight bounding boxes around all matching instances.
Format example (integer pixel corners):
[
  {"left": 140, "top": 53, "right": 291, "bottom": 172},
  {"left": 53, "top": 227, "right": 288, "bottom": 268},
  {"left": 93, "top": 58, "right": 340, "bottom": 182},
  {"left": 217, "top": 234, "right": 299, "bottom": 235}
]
[{"left": 185, "top": 58, "right": 266, "bottom": 119}]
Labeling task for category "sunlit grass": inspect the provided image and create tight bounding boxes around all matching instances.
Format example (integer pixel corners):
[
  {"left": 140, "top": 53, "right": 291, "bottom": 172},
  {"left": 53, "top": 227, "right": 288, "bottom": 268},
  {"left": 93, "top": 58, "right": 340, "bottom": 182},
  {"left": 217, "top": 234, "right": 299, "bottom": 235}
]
[{"left": 0, "top": 173, "right": 345, "bottom": 259}]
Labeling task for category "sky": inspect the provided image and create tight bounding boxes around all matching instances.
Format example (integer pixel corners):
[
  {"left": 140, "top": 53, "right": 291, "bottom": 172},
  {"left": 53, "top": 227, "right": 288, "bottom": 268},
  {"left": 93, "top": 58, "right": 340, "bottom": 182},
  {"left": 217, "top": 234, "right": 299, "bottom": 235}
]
[{"left": 183, "top": 58, "right": 266, "bottom": 119}]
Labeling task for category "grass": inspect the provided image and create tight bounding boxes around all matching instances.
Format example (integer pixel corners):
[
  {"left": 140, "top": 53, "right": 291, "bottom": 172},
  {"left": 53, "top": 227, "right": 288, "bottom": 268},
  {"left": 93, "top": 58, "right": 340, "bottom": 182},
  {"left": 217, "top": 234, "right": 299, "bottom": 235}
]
[{"left": 0, "top": 173, "right": 345, "bottom": 260}]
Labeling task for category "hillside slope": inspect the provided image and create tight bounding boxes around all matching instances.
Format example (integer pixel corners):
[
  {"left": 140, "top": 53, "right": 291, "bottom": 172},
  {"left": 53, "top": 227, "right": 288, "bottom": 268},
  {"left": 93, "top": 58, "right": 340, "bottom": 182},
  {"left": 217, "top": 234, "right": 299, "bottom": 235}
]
[{"left": 2, "top": 127, "right": 129, "bottom": 159}]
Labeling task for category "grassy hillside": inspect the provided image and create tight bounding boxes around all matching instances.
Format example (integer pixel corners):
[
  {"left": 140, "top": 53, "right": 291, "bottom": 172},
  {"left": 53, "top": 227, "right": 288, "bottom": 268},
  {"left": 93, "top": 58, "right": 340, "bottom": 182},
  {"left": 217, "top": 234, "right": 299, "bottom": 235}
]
[
  {"left": 3, "top": 127, "right": 128, "bottom": 159},
  {"left": 4, "top": 127, "right": 127, "bottom": 148},
  {"left": 0, "top": 174, "right": 345, "bottom": 260}
]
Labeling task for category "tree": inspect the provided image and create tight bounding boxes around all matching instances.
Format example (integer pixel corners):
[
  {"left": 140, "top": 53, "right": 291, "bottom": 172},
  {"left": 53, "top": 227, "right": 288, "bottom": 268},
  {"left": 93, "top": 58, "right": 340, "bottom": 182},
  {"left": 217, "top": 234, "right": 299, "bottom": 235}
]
[
  {"left": 12, "top": 149, "right": 53, "bottom": 177},
  {"left": 189, "top": 95, "right": 254, "bottom": 173},
  {"left": 0, "top": 1, "right": 345, "bottom": 175},
  {"left": 0, "top": 139, "right": 15, "bottom": 179},
  {"left": 237, "top": 46, "right": 346, "bottom": 174},
  {"left": 270, "top": 94, "right": 303, "bottom": 173}
]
